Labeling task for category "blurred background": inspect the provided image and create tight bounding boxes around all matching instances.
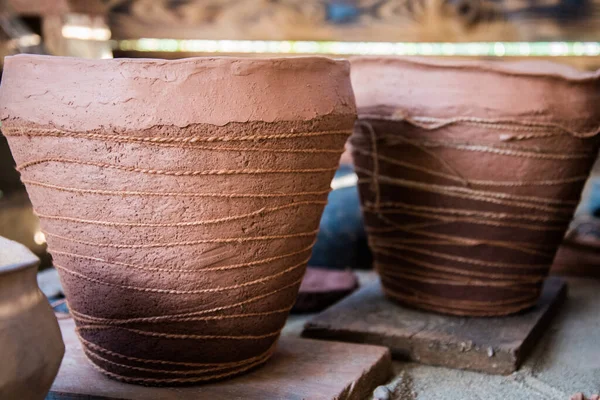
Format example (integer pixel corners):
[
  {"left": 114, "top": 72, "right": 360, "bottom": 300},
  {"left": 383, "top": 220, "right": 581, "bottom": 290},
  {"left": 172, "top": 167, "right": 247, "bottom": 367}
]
[{"left": 0, "top": 0, "right": 599, "bottom": 272}]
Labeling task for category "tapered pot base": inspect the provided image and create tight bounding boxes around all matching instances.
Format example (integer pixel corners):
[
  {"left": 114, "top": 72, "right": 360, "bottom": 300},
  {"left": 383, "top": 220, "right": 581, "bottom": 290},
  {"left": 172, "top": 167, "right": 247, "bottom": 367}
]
[
  {"left": 0, "top": 55, "right": 356, "bottom": 383},
  {"left": 350, "top": 57, "right": 600, "bottom": 316}
]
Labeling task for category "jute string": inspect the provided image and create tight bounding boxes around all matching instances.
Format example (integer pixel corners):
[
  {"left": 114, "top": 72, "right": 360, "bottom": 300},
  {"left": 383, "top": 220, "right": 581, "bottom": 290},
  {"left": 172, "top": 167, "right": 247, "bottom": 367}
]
[
  {"left": 77, "top": 324, "right": 282, "bottom": 341},
  {"left": 356, "top": 169, "right": 578, "bottom": 211},
  {"left": 401, "top": 140, "right": 595, "bottom": 160},
  {"left": 3, "top": 126, "right": 349, "bottom": 143},
  {"left": 4, "top": 126, "right": 343, "bottom": 153},
  {"left": 372, "top": 247, "right": 546, "bottom": 278},
  {"left": 6, "top": 123, "right": 347, "bottom": 380},
  {"left": 45, "top": 229, "right": 318, "bottom": 249},
  {"left": 73, "top": 305, "right": 293, "bottom": 326},
  {"left": 364, "top": 207, "right": 565, "bottom": 232},
  {"left": 68, "top": 277, "right": 304, "bottom": 326},
  {"left": 82, "top": 347, "right": 271, "bottom": 376},
  {"left": 17, "top": 157, "right": 338, "bottom": 176},
  {"left": 353, "top": 146, "right": 589, "bottom": 187},
  {"left": 56, "top": 269, "right": 305, "bottom": 381},
  {"left": 382, "top": 280, "right": 539, "bottom": 308},
  {"left": 380, "top": 283, "right": 540, "bottom": 317},
  {"left": 54, "top": 255, "right": 308, "bottom": 295},
  {"left": 377, "top": 267, "right": 540, "bottom": 290},
  {"left": 36, "top": 200, "right": 326, "bottom": 228},
  {"left": 69, "top": 277, "right": 298, "bottom": 382},
  {"left": 79, "top": 335, "right": 277, "bottom": 384},
  {"left": 361, "top": 200, "right": 573, "bottom": 223},
  {"left": 20, "top": 179, "right": 332, "bottom": 198},
  {"left": 370, "top": 240, "right": 549, "bottom": 269},
  {"left": 76, "top": 332, "right": 278, "bottom": 367},
  {"left": 358, "top": 135, "right": 596, "bottom": 160},
  {"left": 358, "top": 111, "right": 600, "bottom": 139},
  {"left": 367, "top": 220, "right": 555, "bottom": 258},
  {"left": 354, "top": 113, "right": 593, "bottom": 315},
  {"left": 50, "top": 239, "right": 316, "bottom": 274},
  {"left": 81, "top": 343, "right": 275, "bottom": 375}
]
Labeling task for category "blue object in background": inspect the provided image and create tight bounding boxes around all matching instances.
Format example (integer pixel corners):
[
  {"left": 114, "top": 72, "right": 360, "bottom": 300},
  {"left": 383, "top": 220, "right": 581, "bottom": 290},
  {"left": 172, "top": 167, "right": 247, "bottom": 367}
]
[
  {"left": 325, "top": 3, "right": 360, "bottom": 24},
  {"left": 591, "top": 179, "right": 600, "bottom": 217},
  {"left": 308, "top": 165, "right": 372, "bottom": 270}
]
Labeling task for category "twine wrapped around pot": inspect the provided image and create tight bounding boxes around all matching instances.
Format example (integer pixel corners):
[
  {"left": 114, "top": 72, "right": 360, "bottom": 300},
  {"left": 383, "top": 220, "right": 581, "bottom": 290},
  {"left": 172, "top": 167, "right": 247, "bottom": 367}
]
[
  {"left": 351, "top": 57, "right": 600, "bottom": 317},
  {"left": 0, "top": 55, "right": 356, "bottom": 384}
]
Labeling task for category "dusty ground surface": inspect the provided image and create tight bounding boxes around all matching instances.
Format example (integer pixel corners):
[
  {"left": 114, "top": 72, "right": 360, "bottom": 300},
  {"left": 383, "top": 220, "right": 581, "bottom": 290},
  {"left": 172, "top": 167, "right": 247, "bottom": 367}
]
[{"left": 286, "top": 273, "right": 600, "bottom": 400}]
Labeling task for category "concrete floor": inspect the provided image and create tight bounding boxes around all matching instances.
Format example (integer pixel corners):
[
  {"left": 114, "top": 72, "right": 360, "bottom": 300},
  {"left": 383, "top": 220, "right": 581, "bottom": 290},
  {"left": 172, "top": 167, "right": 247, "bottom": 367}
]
[{"left": 286, "top": 276, "right": 600, "bottom": 400}]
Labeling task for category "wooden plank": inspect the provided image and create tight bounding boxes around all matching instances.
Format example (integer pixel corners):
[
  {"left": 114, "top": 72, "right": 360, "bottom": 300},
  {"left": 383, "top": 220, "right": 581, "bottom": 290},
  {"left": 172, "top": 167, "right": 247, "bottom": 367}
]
[
  {"left": 5, "top": 0, "right": 69, "bottom": 16},
  {"left": 292, "top": 267, "right": 359, "bottom": 313},
  {"left": 49, "top": 319, "right": 392, "bottom": 400},
  {"left": 106, "top": 0, "right": 600, "bottom": 42},
  {"left": 552, "top": 243, "right": 600, "bottom": 278},
  {"left": 551, "top": 216, "right": 600, "bottom": 279},
  {"left": 6, "top": 0, "right": 108, "bottom": 15},
  {"left": 303, "top": 277, "right": 567, "bottom": 375},
  {"left": 7, "top": 0, "right": 600, "bottom": 41}
]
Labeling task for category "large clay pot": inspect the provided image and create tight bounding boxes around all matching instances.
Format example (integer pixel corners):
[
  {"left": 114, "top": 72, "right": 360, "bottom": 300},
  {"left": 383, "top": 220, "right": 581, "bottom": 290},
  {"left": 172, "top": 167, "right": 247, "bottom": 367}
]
[
  {"left": 0, "top": 55, "right": 355, "bottom": 384},
  {"left": 0, "top": 236, "right": 64, "bottom": 399},
  {"left": 350, "top": 57, "right": 600, "bottom": 316}
]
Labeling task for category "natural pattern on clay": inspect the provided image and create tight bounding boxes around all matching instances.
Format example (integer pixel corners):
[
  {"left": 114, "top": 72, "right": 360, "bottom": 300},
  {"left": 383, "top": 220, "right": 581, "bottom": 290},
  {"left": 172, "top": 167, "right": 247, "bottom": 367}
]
[
  {"left": 0, "top": 55, "right": 356, "bottom": 384},
  {"left": 350, "top": 57, "right": 600, "bottom": 316}
]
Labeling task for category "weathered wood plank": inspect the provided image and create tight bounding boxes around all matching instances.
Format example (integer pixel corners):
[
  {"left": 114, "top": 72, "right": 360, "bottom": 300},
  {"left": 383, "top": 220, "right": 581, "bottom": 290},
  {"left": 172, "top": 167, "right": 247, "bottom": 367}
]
[
  {"left": 7, "top": 1, "right": 600, "bottom": 41},
  {"left": 6, "top": 0, "right": 110, "bottom": 15},
  {"left": 106, "top": 0, "right": 600, "bottom": 42},
  {"left": 7, "top": 1, "right": 600, "bottom": 49},
  {"left": 303, "top": 277, "right": 567, "bottom": 375},
  {"left": 49, "top": 319, "right": 392, "bottom": 400}
]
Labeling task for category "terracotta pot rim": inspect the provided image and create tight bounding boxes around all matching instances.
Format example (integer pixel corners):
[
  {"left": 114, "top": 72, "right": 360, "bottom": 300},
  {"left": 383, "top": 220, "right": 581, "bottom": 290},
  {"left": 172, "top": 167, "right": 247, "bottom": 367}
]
[
  {"left": 6, "top": 53, "right": 349, "bottom": 70},
  {"left": 1, "top": 54, "right": 355, "bottom": 131},
  {"left": 0, "top": 237, "right": 39, "bottom": 275},
  {"left": 350, "top": 56, "right": 600, "bottom": 82}
]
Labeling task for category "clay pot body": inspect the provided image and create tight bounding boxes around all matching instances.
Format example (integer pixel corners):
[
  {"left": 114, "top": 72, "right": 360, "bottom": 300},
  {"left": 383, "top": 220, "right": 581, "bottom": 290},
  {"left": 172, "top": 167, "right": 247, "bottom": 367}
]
[
  {"left": 350, "top": 57, "right": 600, "bottom": 316},
  {"left": 0, "top": 55, "right": 355, "bottom": 384},
  {"left": 0, "top": 236, "right": 65, "bottom": 399}
]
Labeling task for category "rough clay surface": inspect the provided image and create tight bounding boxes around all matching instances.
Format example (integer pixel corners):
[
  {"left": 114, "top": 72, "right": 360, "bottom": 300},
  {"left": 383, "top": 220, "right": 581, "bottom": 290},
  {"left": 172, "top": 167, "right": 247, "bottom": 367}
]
[
  {"left": 351, "top": 57, "right": 600, "bottom": 134},
  {"left": 0, "top": 55, "right": 356, "bottom": 384},
  {"left": 0, "top": 54, "right": 355, "bottom": 131},
  {"left": 350, "top": 56, "right": 600, "bottom": 316}
]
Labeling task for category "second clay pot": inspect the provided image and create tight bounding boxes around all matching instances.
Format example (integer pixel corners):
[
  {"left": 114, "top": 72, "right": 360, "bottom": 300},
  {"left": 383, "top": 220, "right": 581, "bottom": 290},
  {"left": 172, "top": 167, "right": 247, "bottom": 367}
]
[{"left": 350, "top": 57, "right": 600, "bottom": 316}]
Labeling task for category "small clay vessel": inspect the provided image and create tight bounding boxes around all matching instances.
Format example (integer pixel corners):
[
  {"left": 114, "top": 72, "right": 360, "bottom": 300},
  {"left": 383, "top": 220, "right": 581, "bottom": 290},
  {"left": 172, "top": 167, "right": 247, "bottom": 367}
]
[
  {"left": 350, "top": 56, "right": 600, "bottom": 316},
  {"left": 0, "top": 55, "right": 355, "bottom": 384},
  {"left": 0, "top": 236, "right": 65, "bottom": 399},
  {"left": 292, "top": 267, "right": 359, "bottom": 313},
  {"left": 551, "top": 215, "right": 600, "bottom": 278}
]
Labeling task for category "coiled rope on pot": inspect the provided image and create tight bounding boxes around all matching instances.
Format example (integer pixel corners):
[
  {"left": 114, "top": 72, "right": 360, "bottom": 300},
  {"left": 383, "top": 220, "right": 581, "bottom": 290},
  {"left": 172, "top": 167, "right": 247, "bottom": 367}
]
[
  {"left": 351, "top": 114, "right": 598, "bottom": 317},
  {"left": 3, "top": 123, "right": 351, "bottom": 383}
]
